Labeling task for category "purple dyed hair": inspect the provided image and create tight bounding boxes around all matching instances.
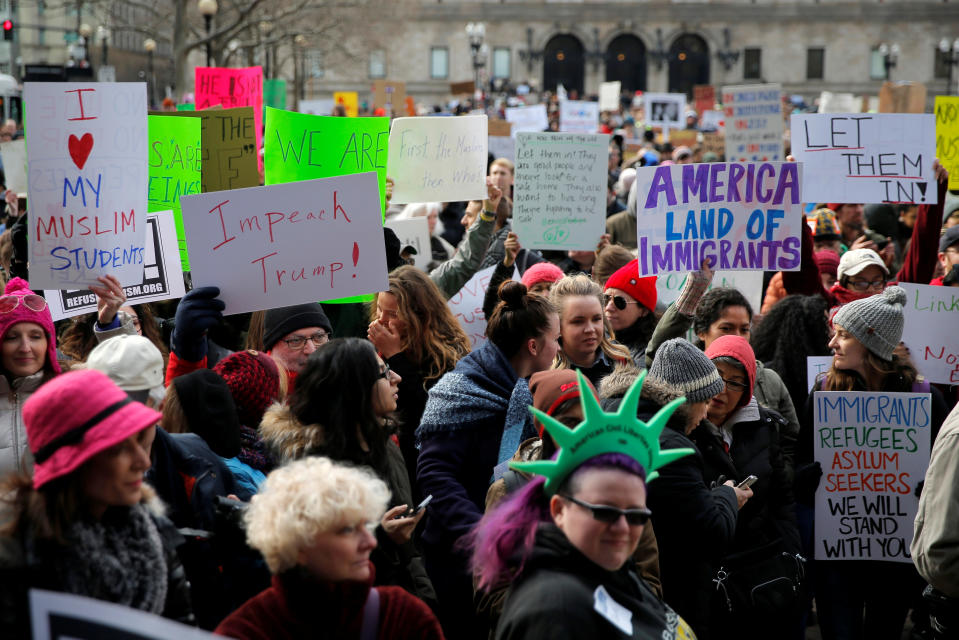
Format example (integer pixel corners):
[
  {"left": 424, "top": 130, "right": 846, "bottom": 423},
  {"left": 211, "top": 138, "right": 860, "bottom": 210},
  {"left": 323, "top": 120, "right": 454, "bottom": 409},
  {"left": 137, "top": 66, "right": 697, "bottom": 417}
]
[{"left": 467, "top": 452, "right": 646, "bottom": 592}]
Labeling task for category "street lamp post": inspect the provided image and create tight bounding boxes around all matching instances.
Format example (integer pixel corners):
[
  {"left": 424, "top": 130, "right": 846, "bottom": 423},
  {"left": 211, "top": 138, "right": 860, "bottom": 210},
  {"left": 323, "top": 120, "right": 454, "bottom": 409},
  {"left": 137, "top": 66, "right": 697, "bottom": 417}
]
[
  {"left": 259, "top": 20, "right": 273, "bottom": 77},
  {"left": 878, "top": 42, "right": 900, "bottom": 81},
  {"left": 198, "top": 0, "right": 218, "bottom": 67},
  {"left": 96, "top": 25, "right": 110, "bottom": 66},
  {"left": 939, "top": 37, "right": 959, "bottom": 95},
  {"left": 78, "top": 22, "right": 92, "bottom": 66},
  {"left": 144, "top": 38, "right": 157, "bottom": 108},
  {"left": 466, "top": 22, "right": 486, "bottom": 106}
]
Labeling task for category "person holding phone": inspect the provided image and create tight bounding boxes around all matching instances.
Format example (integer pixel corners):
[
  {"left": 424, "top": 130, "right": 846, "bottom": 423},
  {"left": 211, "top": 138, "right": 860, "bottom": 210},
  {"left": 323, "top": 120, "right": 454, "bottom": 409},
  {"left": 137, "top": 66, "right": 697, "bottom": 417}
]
[
  {"left": 697, "top": 335, "right": 801, "bottom": 638},
  {"left": 259, "top": 338, "right": 435, "bottom": 607}
]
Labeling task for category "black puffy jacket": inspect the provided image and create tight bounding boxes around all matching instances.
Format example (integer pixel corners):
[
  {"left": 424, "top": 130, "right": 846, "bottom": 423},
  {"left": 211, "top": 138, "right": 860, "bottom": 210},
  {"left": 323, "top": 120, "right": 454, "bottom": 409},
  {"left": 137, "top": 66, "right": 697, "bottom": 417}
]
[{"left": 692, "top": 401, "right": 801, "bottom": 556}]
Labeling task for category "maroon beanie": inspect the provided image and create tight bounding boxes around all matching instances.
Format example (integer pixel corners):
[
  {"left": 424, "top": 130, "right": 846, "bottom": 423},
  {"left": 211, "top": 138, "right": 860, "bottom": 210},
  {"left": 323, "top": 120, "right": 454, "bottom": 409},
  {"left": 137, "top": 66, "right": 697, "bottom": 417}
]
[
  {"left": 529, "top": 369, "right": 598, "bottom": 437},
  {"left": 704, "top": 335, "right": 756, "bottom": 408},
  {"left": 814, "top": 250, "right": 840, "bottom": 279},
  {"left": 213, "top": 350, "right": 281, "bottom": 427},
  {"left": 604, "top": 259, "right": 657, "bottom": 312}
]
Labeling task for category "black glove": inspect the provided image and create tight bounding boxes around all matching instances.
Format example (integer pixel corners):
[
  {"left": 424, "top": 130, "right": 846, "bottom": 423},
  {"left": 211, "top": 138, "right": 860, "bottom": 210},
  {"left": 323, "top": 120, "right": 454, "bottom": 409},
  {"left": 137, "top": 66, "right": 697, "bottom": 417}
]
[
  {"left": 914, "top": 480, "right": 925, "bottom": 499},
  {"left": 794, "top": 461, "right": 823, "bottom": 506},
  {"left": 171, "top": 286, "right": 225, "bottom": 362}
]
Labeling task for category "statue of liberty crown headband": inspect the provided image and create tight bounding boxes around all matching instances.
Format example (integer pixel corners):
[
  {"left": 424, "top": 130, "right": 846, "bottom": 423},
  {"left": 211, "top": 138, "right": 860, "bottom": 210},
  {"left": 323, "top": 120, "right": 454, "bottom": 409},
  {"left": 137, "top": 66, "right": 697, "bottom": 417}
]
[{"left": 511, "top": 369, "right": 695, "bottom": 496}]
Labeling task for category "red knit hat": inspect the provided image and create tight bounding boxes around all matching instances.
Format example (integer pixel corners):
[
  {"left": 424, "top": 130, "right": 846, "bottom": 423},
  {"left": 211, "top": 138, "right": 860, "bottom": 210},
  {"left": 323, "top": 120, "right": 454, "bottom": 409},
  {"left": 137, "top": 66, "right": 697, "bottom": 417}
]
[
  {"left": 0, "top": 278, "right": 60, "bottom": 375},
  {"left": 529, "top": 369, "right": 598, "bottom": 437},
  {"left": 814, "top": 249, "right": 840, "bottom": 279},
  {"left": 521, "top": 262, "right": 565, "bottom": 290},
  {"left": 25, "top": 369, "right": 161, "bottom": 488},
  {"left": 604, "top": 259, "right": 657, "bottom": 312},
  {"left": 214, "top": 350, "right": 281, "bottom": 427},
  {"left": 704, "top": 335, "right": 756, "bottom": 408}
]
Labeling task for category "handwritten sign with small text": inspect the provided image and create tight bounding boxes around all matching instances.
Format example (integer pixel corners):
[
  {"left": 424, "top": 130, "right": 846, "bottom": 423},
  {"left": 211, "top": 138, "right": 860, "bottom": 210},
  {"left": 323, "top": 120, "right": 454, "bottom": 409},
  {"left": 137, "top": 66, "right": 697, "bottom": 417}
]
[
  {"left": 513, "top": 132, "right": 610, "bottom": 250},
  {"left": 387, "top": 115, "right": 488, "bottom": 204},
  {"left": 559, "top": 100, "right": 599, "bottom": 134},
  {"left": 722, "top": 83, "right": 783, "bottom": 162},
  {"left": 935, "top": 96, "right": 959, "bottom": 191},
  {"left": 148, "top": 115, "right": 201, "bottom": 268}
]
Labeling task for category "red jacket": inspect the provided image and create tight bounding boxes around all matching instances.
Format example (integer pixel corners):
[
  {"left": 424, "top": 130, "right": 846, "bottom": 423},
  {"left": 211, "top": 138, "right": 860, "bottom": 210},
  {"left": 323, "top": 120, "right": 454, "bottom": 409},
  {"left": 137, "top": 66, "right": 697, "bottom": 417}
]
[{"left": 215, "top": 564, "right": 443, "bottom": 640}]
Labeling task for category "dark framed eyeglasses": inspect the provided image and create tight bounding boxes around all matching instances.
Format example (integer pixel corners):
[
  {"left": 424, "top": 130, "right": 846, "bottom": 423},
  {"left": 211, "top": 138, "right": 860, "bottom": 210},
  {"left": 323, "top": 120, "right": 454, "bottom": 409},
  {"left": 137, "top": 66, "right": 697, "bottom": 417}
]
[
  {"left": 722, "top": 377, "right": 748, "bottom": 392},
  {"left": 376, "top": 362, "right": 392, "bottom": 380},
  {"left": 281, "top": 331, "right": 330, "bottom": 350},
  {"left": 0, "top": 294, "right": 47, "bottom": 314},
  {"left": 846, "top": 278, "right": 885, "bottom": 292},
  {"left": 560, "top": 494, "right": 652, "bottom": 526},
  {"left": 603, "top": 294, "right": 639, "bottom": 311}
]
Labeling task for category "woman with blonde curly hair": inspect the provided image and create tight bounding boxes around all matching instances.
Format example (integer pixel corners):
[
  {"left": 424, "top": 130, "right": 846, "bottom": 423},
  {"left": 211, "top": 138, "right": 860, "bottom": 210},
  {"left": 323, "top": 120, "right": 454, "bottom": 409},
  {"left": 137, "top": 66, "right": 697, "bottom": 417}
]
[
  {"left": 368, "top": 265, "right": 471, "bottom": 484},
  {"left": 215, "top": 457, "right": 443, "bottom": 639},
  {"left": 549, "top": 274, "right": 631, "bottom": 388}
]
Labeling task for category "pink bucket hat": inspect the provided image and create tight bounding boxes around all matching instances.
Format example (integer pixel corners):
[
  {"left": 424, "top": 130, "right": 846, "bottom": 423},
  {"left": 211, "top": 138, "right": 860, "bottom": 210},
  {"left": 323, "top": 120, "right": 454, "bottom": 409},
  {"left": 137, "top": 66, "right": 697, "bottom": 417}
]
[
  {"left": 0, "top": 277, "right": 60, "bottom": 375},
  {"left": 25, "top": 369, "right": 161, "bottom": 488}
]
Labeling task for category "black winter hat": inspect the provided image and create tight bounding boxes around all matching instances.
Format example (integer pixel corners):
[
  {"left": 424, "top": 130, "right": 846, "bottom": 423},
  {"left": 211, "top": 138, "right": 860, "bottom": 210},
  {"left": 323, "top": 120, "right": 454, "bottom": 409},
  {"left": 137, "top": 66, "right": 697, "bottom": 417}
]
[
  {"left": 172, "top": 369, "right": 241, "bottom": 458},
  {"left": 263, "top": 303, "right": 332, "bottom": 351}
]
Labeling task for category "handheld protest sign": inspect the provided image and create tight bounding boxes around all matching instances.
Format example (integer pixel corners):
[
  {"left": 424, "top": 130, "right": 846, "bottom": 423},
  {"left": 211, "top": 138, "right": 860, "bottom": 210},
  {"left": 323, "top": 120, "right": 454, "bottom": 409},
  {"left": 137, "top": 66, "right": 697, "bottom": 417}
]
[
  {"left": 25, "top": 82, "right": 148, "bottom": 289},
  {"left": 195, "top": 66, "right": 264, "bottom": 170},
  {"left": 512, "top": 131, "right": 610, "bottom": 251},
  {"left": 790, "top": 113, "right": 936, "bottom": 205},
  {"left": 936, "top": 96, "right": 959, "bottom": 191},
  {"left": 148, "top": 115, "right": 201, "bottom": 269},
  {"left": 633, "top": 161, "right": 804, "bottom": 276},
  {"left": 512, "top": 370, "right": 693, "bottom": 495},
  {"left": 558, "top": 101, "right": 599, "bottom": 134},
  {"left": 387, "top": 115, "right": 488, "bottom": 204},
  {"left": 265, "top": 107, "right": 390, "bottom": 213},
  {"left": 721, "top": 83, "right": 783, "bottom": 162},
  {"left": 813, "top": 390, "right": 931, "bottom": 563},
  {"left": 180, "top": 172, "right": 388, "bottom": 315}
]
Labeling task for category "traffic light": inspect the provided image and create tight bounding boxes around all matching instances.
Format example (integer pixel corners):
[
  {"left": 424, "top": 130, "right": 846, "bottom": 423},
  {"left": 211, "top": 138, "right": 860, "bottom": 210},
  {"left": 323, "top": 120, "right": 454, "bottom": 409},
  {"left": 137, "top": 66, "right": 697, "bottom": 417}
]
[{"left": 2, "top": 20, "right": 12, "bottom": 42}]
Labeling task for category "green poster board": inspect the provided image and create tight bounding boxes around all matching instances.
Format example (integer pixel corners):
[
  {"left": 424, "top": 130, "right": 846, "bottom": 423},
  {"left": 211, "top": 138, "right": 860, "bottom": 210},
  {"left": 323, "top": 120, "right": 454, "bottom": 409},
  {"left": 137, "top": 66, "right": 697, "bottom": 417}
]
[{"left": 148, "top": 115, "right": 201, "bottom": 269}]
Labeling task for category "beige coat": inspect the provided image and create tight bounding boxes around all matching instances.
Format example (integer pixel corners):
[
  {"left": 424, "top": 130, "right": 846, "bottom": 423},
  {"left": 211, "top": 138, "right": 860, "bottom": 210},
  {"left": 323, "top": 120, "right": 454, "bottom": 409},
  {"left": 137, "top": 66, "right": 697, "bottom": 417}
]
[{"left": 912, "top": 403, "right": 959, "bottom": 598}]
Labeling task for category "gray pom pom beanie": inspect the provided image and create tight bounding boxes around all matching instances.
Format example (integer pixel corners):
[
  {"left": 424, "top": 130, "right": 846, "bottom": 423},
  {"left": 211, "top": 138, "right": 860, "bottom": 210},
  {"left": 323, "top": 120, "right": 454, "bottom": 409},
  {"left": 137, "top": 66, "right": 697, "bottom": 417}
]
[
  {"left": 832, "top": 286, "right": 907, "bottom": 361},
  {"left": 648, "top": 338, "right": 725, "bottom": 403}
]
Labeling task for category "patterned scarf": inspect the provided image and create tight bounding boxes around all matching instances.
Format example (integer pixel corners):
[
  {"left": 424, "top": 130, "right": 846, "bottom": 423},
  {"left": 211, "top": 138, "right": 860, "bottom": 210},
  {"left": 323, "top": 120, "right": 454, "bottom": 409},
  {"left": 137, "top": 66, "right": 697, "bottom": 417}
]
[{"left": 53, "top": 503, "right": 168, "bottom": 615}]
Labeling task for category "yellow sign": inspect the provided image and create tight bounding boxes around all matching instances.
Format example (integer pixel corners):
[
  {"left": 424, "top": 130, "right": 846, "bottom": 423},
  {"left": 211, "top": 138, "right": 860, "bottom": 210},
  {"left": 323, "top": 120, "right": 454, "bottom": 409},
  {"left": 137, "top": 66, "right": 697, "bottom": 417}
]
[
  {"left": 333, "top": 91, "right": 359, "bottom": 117},
  {"left": 935, "top": 96, "right": 959, "bottom": 191}
]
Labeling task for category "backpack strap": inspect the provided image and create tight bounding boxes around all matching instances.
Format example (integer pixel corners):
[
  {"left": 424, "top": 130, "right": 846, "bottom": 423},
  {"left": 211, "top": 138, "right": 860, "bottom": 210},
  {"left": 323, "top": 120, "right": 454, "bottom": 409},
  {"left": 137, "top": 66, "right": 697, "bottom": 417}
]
[{"left": 360, "top": 587, "right": 380, "bottom": 640}]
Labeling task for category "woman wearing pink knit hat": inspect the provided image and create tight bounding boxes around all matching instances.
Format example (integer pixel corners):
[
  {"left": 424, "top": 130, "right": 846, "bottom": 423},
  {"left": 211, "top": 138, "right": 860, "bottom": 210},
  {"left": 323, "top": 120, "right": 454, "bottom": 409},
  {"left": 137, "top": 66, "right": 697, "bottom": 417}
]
[{"left": 0, "top": 277, "right": 62, "bottom": 478}]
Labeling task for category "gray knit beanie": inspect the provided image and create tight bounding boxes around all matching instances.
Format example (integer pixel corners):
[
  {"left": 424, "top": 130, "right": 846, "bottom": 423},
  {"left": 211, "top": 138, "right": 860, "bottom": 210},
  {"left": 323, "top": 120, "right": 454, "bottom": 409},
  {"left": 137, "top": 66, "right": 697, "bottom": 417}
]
[
  {"left": 832, "top": 286, "right": 906, "bottom": 361},
  {"left": 648, "top": 338, "right": 725, "bottom": 402}
]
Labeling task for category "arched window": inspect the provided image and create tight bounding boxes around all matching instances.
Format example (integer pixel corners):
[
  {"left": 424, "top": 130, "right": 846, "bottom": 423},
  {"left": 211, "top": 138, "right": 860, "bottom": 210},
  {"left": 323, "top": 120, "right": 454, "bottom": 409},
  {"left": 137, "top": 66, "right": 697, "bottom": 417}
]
[
  {"left": 605, "top": 34, "right": 646, "bottom": 93},
  {"left": 668, "top": 34, "right": 710, "bottom": 98},
  {"left": 543, "top": 34, "right": 585, "bottom": 96}
]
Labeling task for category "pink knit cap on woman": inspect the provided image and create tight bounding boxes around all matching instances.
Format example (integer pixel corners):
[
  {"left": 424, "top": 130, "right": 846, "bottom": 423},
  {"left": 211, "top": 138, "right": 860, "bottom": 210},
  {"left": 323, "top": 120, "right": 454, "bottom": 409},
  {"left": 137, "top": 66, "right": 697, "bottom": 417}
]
[
  {"left": 521, "top": 263, "right": 564, "bottom": 290},
  {"left": 0, "top": 277, "right": 60, "bottom": 375},
  {"left": 704, "top": 335, "right": 757, "bottom": 409}
]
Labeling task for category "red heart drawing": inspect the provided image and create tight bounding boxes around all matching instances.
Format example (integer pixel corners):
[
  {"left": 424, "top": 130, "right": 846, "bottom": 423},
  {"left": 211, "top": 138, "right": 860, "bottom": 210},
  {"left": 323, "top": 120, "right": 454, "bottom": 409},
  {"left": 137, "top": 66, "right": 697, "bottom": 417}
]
[{"left": 68, "top": 133, "right": 94, "bottom": 170}]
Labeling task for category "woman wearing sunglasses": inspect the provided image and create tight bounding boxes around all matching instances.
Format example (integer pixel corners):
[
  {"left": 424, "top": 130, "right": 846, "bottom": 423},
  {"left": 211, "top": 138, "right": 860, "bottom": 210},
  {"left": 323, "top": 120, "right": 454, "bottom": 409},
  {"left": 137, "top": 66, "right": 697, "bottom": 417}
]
[
  {"left": 469, "top": 372, "right": 697, "bottom": 639},
  {"left": 259, "top": 337, "right": 435, "bottom": 607},
  {"left": 698, "top": 335, "right": 801, "bottom": 638},
  {"left": 603, "top": 260, "right": 658, "bottom": 368},
  {"left": 0, "top": 278, "right": 61, "bottom": 478}
]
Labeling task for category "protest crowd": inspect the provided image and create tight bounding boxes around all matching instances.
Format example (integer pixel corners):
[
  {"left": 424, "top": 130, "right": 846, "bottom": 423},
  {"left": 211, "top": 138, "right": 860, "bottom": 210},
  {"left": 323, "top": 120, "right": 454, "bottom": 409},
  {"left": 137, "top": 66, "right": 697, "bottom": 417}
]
[{"left": 0, "top": 63, "right": 957, "bottom": 640}]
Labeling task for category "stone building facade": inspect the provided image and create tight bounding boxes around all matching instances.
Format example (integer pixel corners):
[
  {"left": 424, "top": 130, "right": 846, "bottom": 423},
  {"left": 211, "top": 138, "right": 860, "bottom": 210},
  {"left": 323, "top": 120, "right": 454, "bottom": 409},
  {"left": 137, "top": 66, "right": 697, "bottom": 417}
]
[{"left": 307, "top": 0, "right": 959, "bottom": 108}]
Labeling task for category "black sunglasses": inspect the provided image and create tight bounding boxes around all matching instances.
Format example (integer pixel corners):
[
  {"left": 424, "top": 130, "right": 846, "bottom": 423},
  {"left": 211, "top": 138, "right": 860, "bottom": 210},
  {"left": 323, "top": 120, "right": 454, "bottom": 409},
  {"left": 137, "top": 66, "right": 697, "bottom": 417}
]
[
  {"left": 561, "top": 494, "right": 652, "bottom": 526},
  {"left": 603, "top": 294, "right": 639, "bottom": 311}
]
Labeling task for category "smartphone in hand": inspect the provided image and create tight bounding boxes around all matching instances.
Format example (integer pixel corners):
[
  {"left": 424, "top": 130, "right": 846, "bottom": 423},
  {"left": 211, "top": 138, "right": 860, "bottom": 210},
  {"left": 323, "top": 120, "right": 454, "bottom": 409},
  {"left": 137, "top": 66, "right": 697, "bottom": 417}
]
[
  {"left": 737, "top": 475, "right": 758, "bottom": 490},
  {"left": 394, "top": 495, "right": 433, "bottom": 519}
]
